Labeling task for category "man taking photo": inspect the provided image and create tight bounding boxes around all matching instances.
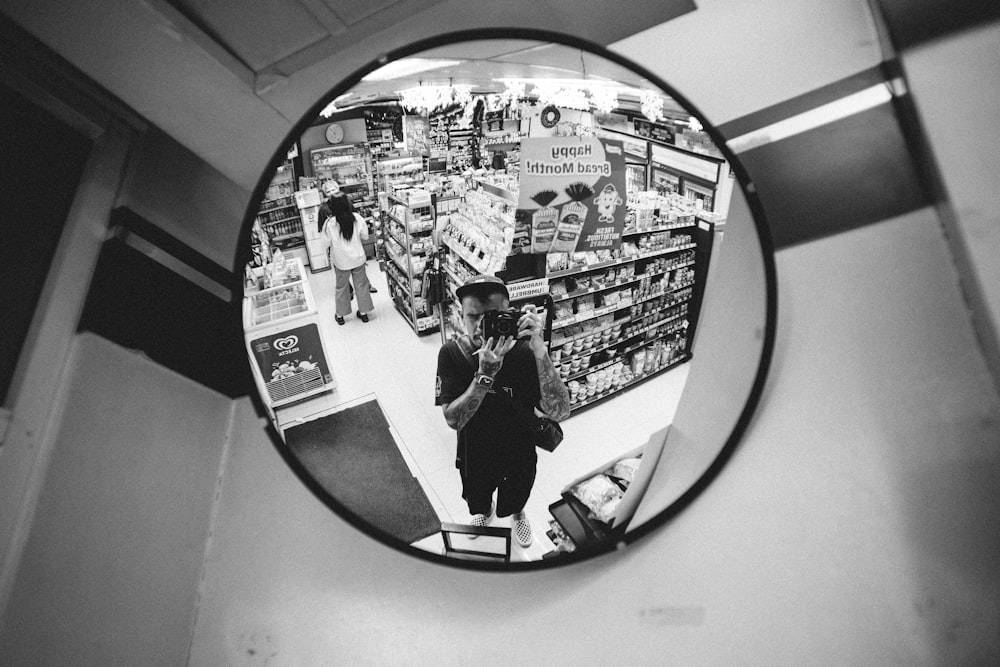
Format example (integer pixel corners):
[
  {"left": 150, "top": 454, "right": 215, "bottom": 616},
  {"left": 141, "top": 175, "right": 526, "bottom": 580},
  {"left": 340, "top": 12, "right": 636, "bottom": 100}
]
[{"left": 435, "top": 275, "right": 570, "bottom": 549}]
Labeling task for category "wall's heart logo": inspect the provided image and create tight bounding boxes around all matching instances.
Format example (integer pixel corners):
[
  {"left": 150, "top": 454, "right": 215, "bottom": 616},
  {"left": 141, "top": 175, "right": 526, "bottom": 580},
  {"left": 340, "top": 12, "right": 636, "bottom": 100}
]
[{"left": 274, "top": 335, "right": 299, "bottom": 350}]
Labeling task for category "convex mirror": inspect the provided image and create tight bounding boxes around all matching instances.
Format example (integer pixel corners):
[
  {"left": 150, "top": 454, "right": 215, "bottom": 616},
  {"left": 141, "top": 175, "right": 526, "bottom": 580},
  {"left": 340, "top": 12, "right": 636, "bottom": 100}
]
[{"left": 237, "top": 31, "right": 776, "bottom": 571}]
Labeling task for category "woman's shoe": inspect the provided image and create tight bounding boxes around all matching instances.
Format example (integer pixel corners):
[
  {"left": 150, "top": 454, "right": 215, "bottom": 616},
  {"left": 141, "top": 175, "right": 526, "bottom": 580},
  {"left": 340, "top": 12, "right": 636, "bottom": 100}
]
[
  {"left": 369, "top": 286, "right": 378, "bottom": 293},
  {"left": 335, "top": 315, "right": 345, "bottom": 325},
  {"left": 357, "top": 310, "right": 369, "bottom": 323}
]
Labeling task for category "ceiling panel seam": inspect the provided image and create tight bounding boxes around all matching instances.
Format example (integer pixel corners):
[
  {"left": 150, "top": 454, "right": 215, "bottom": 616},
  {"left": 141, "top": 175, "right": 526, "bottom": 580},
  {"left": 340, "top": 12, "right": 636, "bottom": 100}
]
[
  {"left": 140, "top": 0, "right": 256, "bottom": 90},
  {"left": 297, "top": 0, "right": 347, "bottom": 34}
]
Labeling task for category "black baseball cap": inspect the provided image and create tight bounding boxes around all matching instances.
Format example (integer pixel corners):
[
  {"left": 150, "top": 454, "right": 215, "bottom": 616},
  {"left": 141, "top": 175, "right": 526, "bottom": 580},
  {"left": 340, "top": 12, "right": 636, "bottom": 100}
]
[{"left": 455, "top": 274, "right": 509, "bottom": 301}]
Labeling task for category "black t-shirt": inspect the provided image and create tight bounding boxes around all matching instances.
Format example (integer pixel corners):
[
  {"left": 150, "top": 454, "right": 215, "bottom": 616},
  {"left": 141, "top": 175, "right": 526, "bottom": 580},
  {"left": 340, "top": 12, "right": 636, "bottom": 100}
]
[{"left": 435, "top": 338, "right": 541, "bottom": 462}]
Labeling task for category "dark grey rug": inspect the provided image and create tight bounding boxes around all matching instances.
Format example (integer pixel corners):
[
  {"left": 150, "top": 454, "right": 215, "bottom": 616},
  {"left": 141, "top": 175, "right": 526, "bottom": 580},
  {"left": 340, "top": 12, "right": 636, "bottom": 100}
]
[{"left": 285, "top": 399, "right": 441, "bottom": 544}]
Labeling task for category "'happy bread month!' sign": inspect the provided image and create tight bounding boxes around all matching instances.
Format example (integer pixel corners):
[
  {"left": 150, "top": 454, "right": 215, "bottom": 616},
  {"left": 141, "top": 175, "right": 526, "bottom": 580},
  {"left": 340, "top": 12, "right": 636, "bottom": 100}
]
[{"left": 515, "top": 136, "right": 627, "bottom": 255}]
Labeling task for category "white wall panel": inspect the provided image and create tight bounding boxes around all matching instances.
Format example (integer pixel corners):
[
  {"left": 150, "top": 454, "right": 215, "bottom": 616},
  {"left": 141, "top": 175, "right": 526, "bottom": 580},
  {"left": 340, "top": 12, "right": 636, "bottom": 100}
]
[
  {"left": 611, "top": 0, "right": 883, "bottom": 126},
  {"left": 0, "top": 334, "right": 232, "bottom": 666},
  {"left": 902, "top": 20, "right": 1000, "bottom": 387}
]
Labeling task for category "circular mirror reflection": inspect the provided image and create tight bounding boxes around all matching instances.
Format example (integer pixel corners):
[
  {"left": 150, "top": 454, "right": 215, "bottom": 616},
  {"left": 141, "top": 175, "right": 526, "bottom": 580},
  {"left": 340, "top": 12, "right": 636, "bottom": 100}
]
[{"left": 238, "top": 33, "right": 775, "bottom": 569}]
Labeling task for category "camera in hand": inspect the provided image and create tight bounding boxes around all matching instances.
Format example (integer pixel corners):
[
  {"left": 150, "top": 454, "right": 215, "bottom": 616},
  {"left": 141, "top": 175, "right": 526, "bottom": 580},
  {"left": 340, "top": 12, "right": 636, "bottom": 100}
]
[{"left": 482, "top": 308, "right": 521, "bottom": 340}]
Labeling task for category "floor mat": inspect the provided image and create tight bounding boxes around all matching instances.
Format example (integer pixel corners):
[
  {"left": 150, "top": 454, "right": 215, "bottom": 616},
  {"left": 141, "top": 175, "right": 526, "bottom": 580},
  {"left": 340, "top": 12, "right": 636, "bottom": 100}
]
[{"left": 284, "top": 398, "right": 441, "bottom": 545}]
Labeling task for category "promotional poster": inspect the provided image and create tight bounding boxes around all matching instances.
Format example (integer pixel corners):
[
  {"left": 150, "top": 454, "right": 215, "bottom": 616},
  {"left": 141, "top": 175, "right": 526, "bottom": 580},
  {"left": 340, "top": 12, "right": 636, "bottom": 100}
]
[
  {"left": 516, "top": 136, "right": 627, "bottom": 255},
  {"left": 250, "top": 323, "right": 333, "bottom": 389}
]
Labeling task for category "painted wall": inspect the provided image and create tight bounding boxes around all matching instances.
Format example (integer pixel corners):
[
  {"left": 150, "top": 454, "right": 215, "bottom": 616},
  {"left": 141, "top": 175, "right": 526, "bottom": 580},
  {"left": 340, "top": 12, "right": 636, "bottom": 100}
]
[
  {"left": 118, "top": 127, "right": 251, "bottom": 271},
  {"left": 901, "top": 21, "right": 1000, "bottom": 387},
  {"left": 0, "top": 333, "right": 232, "bottom": 666},
  {"left": 299, "top": 118, "right": 369, "bottom": 177}
]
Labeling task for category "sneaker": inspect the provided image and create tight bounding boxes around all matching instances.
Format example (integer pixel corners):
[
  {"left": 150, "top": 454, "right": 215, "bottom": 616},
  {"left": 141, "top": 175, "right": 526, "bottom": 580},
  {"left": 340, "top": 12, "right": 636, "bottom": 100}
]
[
  {"left": 335, "top": 315, "right": 345, "bottom": 326},
  {"left": 468, "top": 503, "right": 494, "bottom": 539},
  {"left": 356, "top": 310, "right": 369, "bottom": 323},
  {"left": 512, "top": 512, "right": 532, "bottom": 547}
]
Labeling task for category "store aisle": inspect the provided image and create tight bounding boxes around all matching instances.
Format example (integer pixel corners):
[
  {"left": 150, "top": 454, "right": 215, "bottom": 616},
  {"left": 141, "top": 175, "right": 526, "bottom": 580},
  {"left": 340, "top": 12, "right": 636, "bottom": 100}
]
[{"left": 275, "top": 258, "right": 689, "bottom": 561}]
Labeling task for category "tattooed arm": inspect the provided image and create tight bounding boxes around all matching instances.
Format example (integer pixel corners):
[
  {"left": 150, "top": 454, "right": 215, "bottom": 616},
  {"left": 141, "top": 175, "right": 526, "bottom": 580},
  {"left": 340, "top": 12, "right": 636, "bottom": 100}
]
[
  {"left": 441, "top": 383, "right": 491, "bottom": 431},
  {"left": 534, "top": 353, "right": 571, "bottom": 421},
  {"left": 517, "top": 304, "right": 570, "bottom": 421}
]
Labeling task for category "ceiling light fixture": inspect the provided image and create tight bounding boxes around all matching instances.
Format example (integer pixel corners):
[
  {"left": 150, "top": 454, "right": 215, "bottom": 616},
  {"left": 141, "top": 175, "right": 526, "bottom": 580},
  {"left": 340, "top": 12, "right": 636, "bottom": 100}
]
[
  {"left": 363, "top": 57, "right": 462, "bottom": 82},
  {"left": 397, "top": 84, "right": 472, "bottom": 115}
]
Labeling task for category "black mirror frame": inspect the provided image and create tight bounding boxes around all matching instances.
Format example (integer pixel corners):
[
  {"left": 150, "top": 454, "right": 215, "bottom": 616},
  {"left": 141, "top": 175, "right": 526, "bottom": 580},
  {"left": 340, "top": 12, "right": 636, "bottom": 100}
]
[{"left": 232, "top": 27, "right": 778, "bottom": 572}]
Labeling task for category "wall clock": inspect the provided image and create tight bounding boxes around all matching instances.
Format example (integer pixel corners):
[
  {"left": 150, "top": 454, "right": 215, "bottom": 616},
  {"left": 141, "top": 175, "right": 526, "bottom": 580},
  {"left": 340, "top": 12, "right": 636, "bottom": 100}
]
[{"left": 325, "top": 123, "right": 345, "bottom": 144}]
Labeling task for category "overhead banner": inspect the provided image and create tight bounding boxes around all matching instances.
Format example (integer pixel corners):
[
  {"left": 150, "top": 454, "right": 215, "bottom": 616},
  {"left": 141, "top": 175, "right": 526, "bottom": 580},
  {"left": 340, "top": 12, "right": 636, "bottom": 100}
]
[{"left": 516, "top": 136, "right": 627, "bottom": 254}]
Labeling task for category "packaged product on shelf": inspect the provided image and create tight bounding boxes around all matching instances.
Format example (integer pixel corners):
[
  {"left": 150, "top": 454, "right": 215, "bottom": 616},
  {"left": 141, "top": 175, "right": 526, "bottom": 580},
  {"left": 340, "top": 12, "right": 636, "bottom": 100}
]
[
  {"left": 553, "top": 301, "right": 574, "bottom": 322},
  {"left": 511, "top": 211, "right": 532, "bottom": 255},
  {"left": 575, "top": 274, "right": 591, "bottom": 291},
  {"left": 631, "top": 349, "right": 646, "bottom": 375},
  {"left": 550, "top": 279, "right": 567, "bottom": 297},
  {"left": 611, "top": 457, "right": 642, "bottom": 485},
  {"left": 546, "top": 252, "right": 569, "bottom": 273},
  {"left": 571, "top": 474, "right": 624, "bottom": 524},
  {"left": 546, "top": 520, "right": 576, "bottom": 553}
]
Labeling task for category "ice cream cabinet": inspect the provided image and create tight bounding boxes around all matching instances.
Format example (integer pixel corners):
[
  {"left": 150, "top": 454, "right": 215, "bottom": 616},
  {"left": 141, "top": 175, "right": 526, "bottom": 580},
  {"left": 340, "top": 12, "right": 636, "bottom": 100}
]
[{"left": 243, "top": 257, "right": 336, "bottom": 414}]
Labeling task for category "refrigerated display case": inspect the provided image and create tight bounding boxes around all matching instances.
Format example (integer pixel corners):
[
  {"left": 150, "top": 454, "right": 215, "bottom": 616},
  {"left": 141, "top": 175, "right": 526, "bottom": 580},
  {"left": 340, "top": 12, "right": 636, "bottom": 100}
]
[
  {"left": 243, "top": 257, "right": 336, "bottom": 415},
  {"left": 312, "top": 144, "right": 378, "bottom": 258}
]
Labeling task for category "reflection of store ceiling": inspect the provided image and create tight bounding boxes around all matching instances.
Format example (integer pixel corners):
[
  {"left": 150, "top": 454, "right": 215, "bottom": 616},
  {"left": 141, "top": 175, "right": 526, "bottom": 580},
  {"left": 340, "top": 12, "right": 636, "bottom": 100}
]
[{"left": 338, "top": 44, "right": 687, "bottom": 117}]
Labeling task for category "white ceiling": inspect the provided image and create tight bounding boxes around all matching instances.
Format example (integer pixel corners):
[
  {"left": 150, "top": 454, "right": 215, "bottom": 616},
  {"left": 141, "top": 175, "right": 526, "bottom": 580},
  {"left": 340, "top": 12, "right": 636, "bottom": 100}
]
[{"left": 0, "top": 0, "right": 695, "bottom": 191}]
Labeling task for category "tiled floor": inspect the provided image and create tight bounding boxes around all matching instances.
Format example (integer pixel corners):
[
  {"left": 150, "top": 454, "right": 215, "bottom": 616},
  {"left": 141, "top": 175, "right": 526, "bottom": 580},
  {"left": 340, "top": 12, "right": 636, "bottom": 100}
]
[{"left": 273, "top": 258, "right": 690, "bottom": 562}]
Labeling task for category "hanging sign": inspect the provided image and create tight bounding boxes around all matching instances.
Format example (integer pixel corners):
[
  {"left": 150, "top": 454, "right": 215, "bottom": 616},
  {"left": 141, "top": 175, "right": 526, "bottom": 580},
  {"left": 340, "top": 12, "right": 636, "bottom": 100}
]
[
  {"left": 403, "top": 115, "right": 430, "bottom": 155},
  {"left": 634, "top": 119, "right": 676, "bottom": 145},
  {"left": 517, "top": 136, "right": 627, "bottom": 254}
]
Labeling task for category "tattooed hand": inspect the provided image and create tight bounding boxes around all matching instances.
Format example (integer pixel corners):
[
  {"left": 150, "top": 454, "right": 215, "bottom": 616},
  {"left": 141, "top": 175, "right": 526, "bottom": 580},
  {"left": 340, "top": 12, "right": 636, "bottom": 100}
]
[{"left": 477, "top": 335, "right": 515, "bottom": 376}]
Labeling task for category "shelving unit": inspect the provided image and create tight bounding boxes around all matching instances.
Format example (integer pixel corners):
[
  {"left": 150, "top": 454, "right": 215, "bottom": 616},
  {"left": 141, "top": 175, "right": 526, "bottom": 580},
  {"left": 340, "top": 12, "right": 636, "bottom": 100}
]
[
  {"left": 264, "top": 159, "right": 296, "bottom": 201},
  {"left": 382, "top": 190, "right": 440, "bottom": 335},
  {"left": 255, "top": 194, "right": 304, "bottom": 251},
  {"left": 365, "top": 126, "right": 396, "bottom": 159},
  {"left": 311, "top": 144, "right": 378, "bottom": 258},
  {"left": 545, "top": 200, "right": 713, "bottom": 412},
  {"left": 438, "top": 178, "right": 521, "bottom": 340},
  {"left": 376, "top": 154, "right": 424, "bottom": 194}
]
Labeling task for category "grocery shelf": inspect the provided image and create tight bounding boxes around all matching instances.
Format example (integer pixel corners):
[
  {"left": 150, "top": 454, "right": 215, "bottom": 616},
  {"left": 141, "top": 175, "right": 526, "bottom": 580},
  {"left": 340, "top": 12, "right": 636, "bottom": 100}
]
[
  {"left": 569, "top": 353, "right": 692, "bottom": 413},
  {"left": 546, "top": 243, "right": 697, "bottom": 278},
  {"left": 551, "top": 261, "right": 695, "bottom": 303}
]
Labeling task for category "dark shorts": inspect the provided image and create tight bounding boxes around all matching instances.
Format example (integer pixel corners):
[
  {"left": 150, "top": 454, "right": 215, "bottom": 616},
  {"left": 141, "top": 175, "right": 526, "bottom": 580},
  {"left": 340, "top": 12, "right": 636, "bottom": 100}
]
[{"left": 458, "top": 440, "right": 537, "bottom": 518}]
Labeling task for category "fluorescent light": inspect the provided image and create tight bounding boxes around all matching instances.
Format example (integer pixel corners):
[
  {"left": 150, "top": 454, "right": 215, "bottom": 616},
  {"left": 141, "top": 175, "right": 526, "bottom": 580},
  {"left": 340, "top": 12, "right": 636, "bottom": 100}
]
[
  {"left": 362, "top": 58, "right": 462, "bottom": 82},
  {"left": 727, "top": 84, "right": 895, "bottom": 153},
  {"left": 496, "top": 77, "right": 639, "bottom": 94}
]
